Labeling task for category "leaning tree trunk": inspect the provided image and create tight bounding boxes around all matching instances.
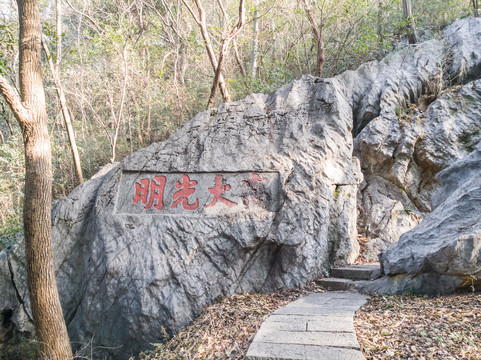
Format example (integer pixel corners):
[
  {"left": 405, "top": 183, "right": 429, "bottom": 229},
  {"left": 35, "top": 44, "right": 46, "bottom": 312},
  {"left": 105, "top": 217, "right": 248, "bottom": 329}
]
[
  {"left": 41, "top": 0, "right": 84, "bottom": 185},
  {"left": 0, "top": 0, "right": 73, "bottom": 359},
  {"left": 181, "top": 0, "right": 231, "bottom": 102},
  {"left": 206, "top": 0, "right": 245, "bottom": 109},
  {"left": 42, "top": 38, "right": 84, "bottom": 185},
  {"left": 301, "top": 0, "right": 325, "bottom": 78}
]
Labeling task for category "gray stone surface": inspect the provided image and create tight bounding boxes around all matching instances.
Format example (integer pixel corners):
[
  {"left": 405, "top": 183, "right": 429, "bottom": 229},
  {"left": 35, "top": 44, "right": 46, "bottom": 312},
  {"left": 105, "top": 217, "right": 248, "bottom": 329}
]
[
  {"left": 330, "top": 264, "right": 381, "bottom": 280},
  {"left": 369, "top": 144, "right": 481, "bottom": 294},
  {"left": 0, "top": 240, "right": 33, "bottom": 340},
  {"left": 262, "top": 315, "right": 355, "bottom": 332},
  {"left": 246, "top": 342, "right": 366, "bottom": 360},
  {"left": 253, "top": 330, "right": 359, "bottom": 348},
  {"left": 246, "top": 292, "right": 367, "bottom": 360},
  {"left": 315, "top": 278, "right": 356, "bottom": 292},
  {"left": 352, "top": 19, "right": 481, "bottom": 260}
]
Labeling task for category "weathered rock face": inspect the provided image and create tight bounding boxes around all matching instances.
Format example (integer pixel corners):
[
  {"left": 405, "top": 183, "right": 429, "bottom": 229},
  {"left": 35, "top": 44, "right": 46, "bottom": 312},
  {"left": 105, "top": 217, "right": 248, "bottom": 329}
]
[
  {"left": 353, "top": 17, "right": 481, "bottom": 292},
  {"left": 384, "top": 157, "right": 481, "bottom": 279},
  {"left": 354, "top": 77, "right": 481, "bottom": 259},
  {"left": 1, "top": 77, "right": 363, "bottom": 358},
  {"left": 351, "top": 18, "right": 481, "bottom": 259},
  {"left": 366, "top": 144, "right": 481, "bottom": 294}
]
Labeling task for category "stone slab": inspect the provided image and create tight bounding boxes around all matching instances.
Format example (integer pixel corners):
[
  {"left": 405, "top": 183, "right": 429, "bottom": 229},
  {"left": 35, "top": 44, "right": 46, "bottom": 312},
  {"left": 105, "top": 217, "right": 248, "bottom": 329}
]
[
  {"left": 245, "top": 342, "right": 366, "bottom": 360},
  {"left": 330, "top": 264, "right": 381, "bottom": 280},
  {"left": 273, "top": 306, "right": 360, "bottom": 316},
  {"left": 316, "top": 278, "right": 355, "bottom": 291},
  {"left": 264, "top": 315, "right": 355, "bottom": 332},
  {"left": 292, "top": 292, "right": 368, "bottom": 305},
  {"left": 254, "top": 330, "right": 360, "bottom": 348}
]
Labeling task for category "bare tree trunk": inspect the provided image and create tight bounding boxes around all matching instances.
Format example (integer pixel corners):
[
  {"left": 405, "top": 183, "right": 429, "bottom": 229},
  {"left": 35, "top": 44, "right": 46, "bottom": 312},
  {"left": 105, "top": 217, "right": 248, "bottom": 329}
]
[
  {"left": 233, "top": 39, "right": 246, "bottom": 77},
  {"left": 301, "top": 0, "right": 325, "bottom": 77},
  {"left": 206, "top": 0, "right": 245, "bottom": 109},
  {"left": 316, "top": 27, "right": 325, "bottom": 78},
  {"left": 207, "top": 40, "right": 228, "bottom": 109},
  {"left": 1, "top": 101, "right": 15, "bottom": 135},
  {"left": 0, "top": 1, "right": 73, "bottom": 359},
  {"left": 40, "top": 0, "right": 83, "bottom": 184},
  {"left": 42, "top": 39, "right": 84, "bottom": 184},
  {"left": 402, "top": 0, "right": 418, "bottom": 44},
  {"left": 473, "top": 0, "right": 480, "bottom": 17},
  {"left": 250, "top": 0, "right": 259, "bottom": 79},
  {"left": 55, "top": 0, "right": 61, "bottom": 68},
  {"left": 178, "top": 41, "right": 187, "bottom": 85},
  {"left": 147, "top": 104, "right": 152, "bottom": 141},
  {"left": 377, "top": 0, "right": 384, "bottom": 52},
  {"left": 181, "top": 0, "right": 231, "bottom": 102}
]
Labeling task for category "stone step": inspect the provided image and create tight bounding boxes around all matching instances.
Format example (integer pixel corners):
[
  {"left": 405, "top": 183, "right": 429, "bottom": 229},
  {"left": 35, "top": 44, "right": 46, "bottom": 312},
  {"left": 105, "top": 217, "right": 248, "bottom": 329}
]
[
  {"left": 316, "top": 278, "right": 355, "bottom": 291},
  {"left": 330, "top": 264, "right": 381, "bottom": 281}
]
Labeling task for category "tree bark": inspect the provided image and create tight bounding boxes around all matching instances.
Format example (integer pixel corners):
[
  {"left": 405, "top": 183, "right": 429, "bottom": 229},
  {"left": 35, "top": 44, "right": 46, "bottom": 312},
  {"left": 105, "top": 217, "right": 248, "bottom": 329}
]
[
  {"left": 402, "top": 0, "right": 418, "bottom": 44},
  {"left": 0, "top": 1, "right": 73, "bottom": 359},
  {"left": 233, "top": 39, "right": 246, "bottom": 78},
  {"left": 207, "top": 40, "right": 229, "bottom": 109},
  {"left": 377, "top": 0, "right": 384, "bottom": 52}
]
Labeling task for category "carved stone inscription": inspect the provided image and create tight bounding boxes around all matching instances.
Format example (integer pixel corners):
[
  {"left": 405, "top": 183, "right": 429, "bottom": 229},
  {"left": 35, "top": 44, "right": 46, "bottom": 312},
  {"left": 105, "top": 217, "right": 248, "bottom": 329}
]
[{"left": 116, "top": 171, "right": 281, "bottom": 215}]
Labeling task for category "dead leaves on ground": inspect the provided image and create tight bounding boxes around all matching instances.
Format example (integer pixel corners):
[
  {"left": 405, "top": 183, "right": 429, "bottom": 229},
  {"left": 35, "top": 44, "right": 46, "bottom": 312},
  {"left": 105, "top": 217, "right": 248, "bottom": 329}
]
[
  {"left": 140, "top": 282, "right": 323, "bottom": 360},
  {"left": 140, "top": 287, "right": 480, "bottom": 360},
  {"left": 354, "top": 292, "right": 481, "bottom": 360}
]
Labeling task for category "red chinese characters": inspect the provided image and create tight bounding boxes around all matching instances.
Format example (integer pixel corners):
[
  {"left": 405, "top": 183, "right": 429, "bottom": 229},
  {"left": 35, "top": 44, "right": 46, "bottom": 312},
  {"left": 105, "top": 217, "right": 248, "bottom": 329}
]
[
  {"left": 133, "top": 176, "right": 167, "bottom": 210},
  {"left": 205, "top": 175, "right": 238, "bottom": 208},
  {"left": 132, "top": 179, "right": 149, "bottom": 205},
  {"left": 131, "top": 172, "right": 269, "bottom": 212},
  {"left": 146, "top": 176, "right": 167, "bottom": 210},
  {"left": 171, "top": 174, "right": 199, "bottom": 210},
  {"left": 242, "top": 173, "right": 268, "bottom": 184}
]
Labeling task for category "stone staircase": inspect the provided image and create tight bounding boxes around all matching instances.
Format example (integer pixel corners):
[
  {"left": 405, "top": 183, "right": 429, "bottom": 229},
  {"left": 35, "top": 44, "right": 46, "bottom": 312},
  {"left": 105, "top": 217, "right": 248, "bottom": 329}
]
[{"left": 316, "top": 264, "right": 382, "bottom": 291}]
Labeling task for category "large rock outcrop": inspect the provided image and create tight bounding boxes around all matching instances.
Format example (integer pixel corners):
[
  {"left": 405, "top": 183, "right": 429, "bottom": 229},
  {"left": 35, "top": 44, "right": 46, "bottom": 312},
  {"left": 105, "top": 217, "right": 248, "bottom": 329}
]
[
  {"left": 351, "top": 18, "right": 481, "bottom": 259},
  {"left": 2, "top": 77, "right": 363, "bottom": 358},
  {"left": 353, "top": 18, "right": 481, "bottom": 292},
  {"left": 362, "top": 143, "right": 481, "bottom": 294},
  {"left": 354, "top": 77, "right": 481, "bottom": 260},
  {"left": 1, "top": 16, "right": 481, "bottom": 358}
]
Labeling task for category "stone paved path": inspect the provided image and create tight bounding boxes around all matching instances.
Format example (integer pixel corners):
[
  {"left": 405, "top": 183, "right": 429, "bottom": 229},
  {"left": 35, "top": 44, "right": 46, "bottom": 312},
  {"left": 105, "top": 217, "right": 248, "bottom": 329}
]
[{"left": 245, "top": 291, "right": 368, "bottom": 360}]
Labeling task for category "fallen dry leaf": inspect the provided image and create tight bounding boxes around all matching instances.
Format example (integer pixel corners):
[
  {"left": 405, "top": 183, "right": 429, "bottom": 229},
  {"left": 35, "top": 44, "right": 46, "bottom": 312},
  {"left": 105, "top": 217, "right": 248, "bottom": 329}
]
[{"left": 354, "top": 292, "right": 481, "bottom": 360}]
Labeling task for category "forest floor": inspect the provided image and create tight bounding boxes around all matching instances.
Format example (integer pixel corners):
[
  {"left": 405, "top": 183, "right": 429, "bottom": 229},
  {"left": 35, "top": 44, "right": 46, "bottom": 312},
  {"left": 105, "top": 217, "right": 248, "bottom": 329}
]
[{"left": 139, "top": 285, "right": 481, "bottom": 360}]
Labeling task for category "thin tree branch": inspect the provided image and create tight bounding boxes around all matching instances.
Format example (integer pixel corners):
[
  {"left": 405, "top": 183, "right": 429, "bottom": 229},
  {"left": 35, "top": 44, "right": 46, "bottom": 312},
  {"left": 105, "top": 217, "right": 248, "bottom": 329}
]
[
  {"left": 180, "top": 0, "right": 200, "bottom": 25},
  {"left": 0, "top": 75, "right": 29, "bottom": 124}
]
